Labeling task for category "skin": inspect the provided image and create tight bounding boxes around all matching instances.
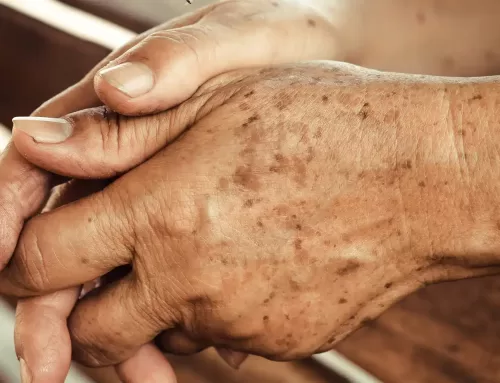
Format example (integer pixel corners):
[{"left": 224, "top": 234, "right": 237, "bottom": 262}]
[
  {"left": 4, "top": 61, "right": 500, "bottom": 367},
  {"left": 4, "top": 0, "right": 500, "bottom": 381}
]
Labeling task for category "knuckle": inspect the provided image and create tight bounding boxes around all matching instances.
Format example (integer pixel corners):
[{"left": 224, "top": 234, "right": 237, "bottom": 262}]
[
  {"left": 71, "top": 326, "right": 120, "bottom": 367},
  {"left": 10, "top": 225, "right": 49, "bottom": 294}
]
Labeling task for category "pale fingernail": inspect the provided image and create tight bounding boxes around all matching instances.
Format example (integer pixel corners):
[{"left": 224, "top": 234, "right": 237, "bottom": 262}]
[
  {"left": 12, "top": 117, "right": 72, "bottom": 144},
  {"left": 98, "top": 62, "right": 154, "bottom": 98},
  {"left": 216, "top": 348, "right": 249, "bottom": 370},
  {"left": 20, "top": 358, "right": 32, "bottom": 383}
]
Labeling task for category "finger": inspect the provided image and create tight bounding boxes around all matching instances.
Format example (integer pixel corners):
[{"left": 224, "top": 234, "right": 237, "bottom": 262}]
[
  {"left": 15, "top": 288, "right": 80, "bottom": 383},
  {"left": 0, "top": 144, "right": 53, "bottom": 269},
  {"left": 93, "top": 1, "right": 336, "bottom": 116},
  {"left": 11, "top": 83, "right": 231, "bottom": 178},
  {"left": 116, "top": 344, "right": 177, "bottom": 383},
  {"left": 69, "top": 274, "right": 175, "bottom": 367},
  {"left": 215, "top": 348, "right": 249, "bottom": 370},
  {"left": 0, "top": 180, "right": 135, "bottom": 296}
]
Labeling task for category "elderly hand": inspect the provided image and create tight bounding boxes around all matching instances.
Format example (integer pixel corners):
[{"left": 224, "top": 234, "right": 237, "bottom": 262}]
[
  {"left": 4, "top": 1, "right": 340, "bottom": 381},
  {"left": 5, "top": 62, "right": 500, "bottom": 367}
]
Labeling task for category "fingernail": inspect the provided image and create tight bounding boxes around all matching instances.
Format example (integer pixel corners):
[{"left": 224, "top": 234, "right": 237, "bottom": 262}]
[
  {"left": 216, "top": 348, "right": 248, "bottom": 370},
  {"left": 98, "top": 62, "right": 154, "bottom": 98},
  {"left": 12, "top": 117, "right": 72, "bottom": 144},
  {"left": 20, "top": 358, "right": 32, "bottom": 383}
]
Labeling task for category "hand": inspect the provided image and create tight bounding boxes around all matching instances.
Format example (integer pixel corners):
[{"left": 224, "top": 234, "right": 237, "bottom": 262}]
[
  {"left": 6, "top": 61, "right": 500, "bottom": 366},
  {"left": 7, "top": 1, "right": 338, "bottom": 380}
]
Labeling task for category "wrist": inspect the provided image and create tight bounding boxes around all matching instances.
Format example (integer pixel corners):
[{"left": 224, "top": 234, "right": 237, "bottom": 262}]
[{"left": 407, "top": 78, "right": 500, "bottom": 282}]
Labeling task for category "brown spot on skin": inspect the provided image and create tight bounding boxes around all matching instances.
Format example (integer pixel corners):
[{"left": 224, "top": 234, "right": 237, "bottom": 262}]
[
  {"left": 416, "top": 11, "right": 426, "bottom": 24},
  {"left": 314, "top": 129, "right": 322, "bottom": 138},
  {"left": 292, "top": 156, "right": 307, "bottom": 186},
  {"left": 385, "top": 282, "right": 393, "bottom": 289},
  {"left": 402, "top": 159, "right": 412, "bottom": 169},
  {"left": 257, "top": 220, "right": 264, "bottom": 228},
  {"left": 275, "top": 91, "right": 293, "bottom": 110},
  {"left": 247, "top": 113, "right": 260, "bottom": 123},
  {"left": 470, "top": 94, "right": 482, "bottom": 101},
  {"left": 244, "top": 199, "right": 254, "bottom": 208},
  {"left": 322, "top": 95, "right": 329, "bottom": 103},
  {"left": 239, "top": 102, "right": 251, "bottom": 111},
  {"left": 87, "top": 217, "right": 92, "bottom": 223},
  {"left": 359, "top": 110, "right": 368, "bottom": 120},
  {"left": 233, "top": 166, "right": 261, "bottom": 191},
  {"left": 296, "top": 224, "right": 302, "bottom": 231},
  {"left": 244, "top": 90, "right": 255, "bottom": 98},
  {"left": 338, "top": 298, "right": 347, "bottom": 304},
  {"left": 337, "top": 260, "right": 360, "bottom": 276},
  {"left": 271, "top": 1, "right": 279, "bottom": 6},
  {"left": 307, "top": 19, "right": 316, "bottom": 27},
  {"left": 263, "top": 315, "right": 269, "bottom": 322},
  {"left": 218, "top": 178, "right": 229, "bottom": 190},
  {"left": 294, "top": 239, "right": 303, "bottom": 250},
  {"left": 81, "top": 258, "right": 89, "bottom": 265},
  {"left": 327, "top": 336, "right": 336, "bottom": 344},
  {"left": 323, "top": 240, "right": 331, "bottom": 246},
  {"left": 396, "top": 230, "right": 402, "bottom": 236},
  {"left": 418, "top": 181, "right": 426, "bottom": 187},
  {"left": 290, "top": 280, "right": 300, "bottom": 291}
]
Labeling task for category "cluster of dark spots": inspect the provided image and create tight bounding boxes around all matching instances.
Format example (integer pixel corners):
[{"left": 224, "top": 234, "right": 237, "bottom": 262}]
[
  {"left": 314, "top": 129, "right": 322, "bottom": 138},
  {"left": 322, "top": 95, "right": 329, "bottom": 103},
  {"left": 295, "top": 224, "right": 302, "bottom": 231},
  {"left": 418, "top": 181, "right": 426, "bottom": 187},
  {"left": 239, "top": 102, "right": 251, "bottom": 111},
  {"left": 248, "top": 113, "right": 260, "bottom": 123},
  {"left": 294, "top": 239, "right": 303, "bottom": 250},
  {"left": 338, "top": 298, "right": 347, "bottom": 304},
  {"left": 337, "top": 260, "right": 361, "bottom": 276},
  {"left": 263, "top": 292, "right": 276, "bottom": 304},
  {"left": 416, "top": 11, "right": 426, "bottom": 24},
  {"left": 244, "top": 90, "right": 255, "bottom": 98},
  {"left": 274, "top": 91, "right": 294, "bottom": 111},
  {"left": 307, "top": 19, "right": 316, "bottom": 27},
  {"left": 269, "top": 153, "right": 289, "bottom": 173},
  {"left": 469, "top": 94, "right": 482, "bottom": 101},
  {"left": 233, "top": 166, "right": 261, "bottom": 191},
  {"left": 384, "top": 282, "right": 393, "bottom": 289},
  {"left": 401, "top": 159, "right": 413, "bottom": 169}
]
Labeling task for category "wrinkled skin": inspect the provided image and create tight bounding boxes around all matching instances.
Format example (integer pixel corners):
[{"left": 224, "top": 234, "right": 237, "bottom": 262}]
[{"left": 4, "top": 62, "right": 500, "bottom": 367}]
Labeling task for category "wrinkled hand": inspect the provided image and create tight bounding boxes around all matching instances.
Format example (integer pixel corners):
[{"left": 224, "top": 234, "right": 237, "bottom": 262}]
[
  {"left": 6, "top": 62, "right": 500, "bottom": 366},
  {"left": 5, "top": 1, "right": 339, "bottom": 381}
]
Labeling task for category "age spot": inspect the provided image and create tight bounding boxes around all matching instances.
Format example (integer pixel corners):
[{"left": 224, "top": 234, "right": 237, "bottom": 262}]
[{"left": 307, "top": 19, "right": 316, "bottom": 27}]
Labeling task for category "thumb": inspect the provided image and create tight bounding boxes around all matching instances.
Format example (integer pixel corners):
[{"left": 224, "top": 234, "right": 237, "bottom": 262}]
[{"left": 93, "top": 1, "right": 337, "bottom": 115}]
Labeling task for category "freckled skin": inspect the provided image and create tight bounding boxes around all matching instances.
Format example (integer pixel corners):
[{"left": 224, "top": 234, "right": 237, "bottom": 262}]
[{"left": 12, "top": 61, "right": 500, "bottom": 367}]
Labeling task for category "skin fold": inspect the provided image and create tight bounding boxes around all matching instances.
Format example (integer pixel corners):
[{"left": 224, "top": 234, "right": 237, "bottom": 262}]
[{"left": 3, "top": 0, "right": 500, "bottom": 381}]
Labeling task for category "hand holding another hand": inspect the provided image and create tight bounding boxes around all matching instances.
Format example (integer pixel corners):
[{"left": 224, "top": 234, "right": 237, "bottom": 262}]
[{"left": 6, "top": 62, "right": 500, "bottom": 369}]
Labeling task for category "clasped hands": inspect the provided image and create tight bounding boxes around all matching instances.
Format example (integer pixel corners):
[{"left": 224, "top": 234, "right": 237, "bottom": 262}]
[{"left": 2, "top": 1, "right": 500, "bottom": 383}]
